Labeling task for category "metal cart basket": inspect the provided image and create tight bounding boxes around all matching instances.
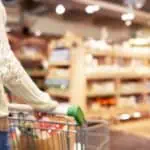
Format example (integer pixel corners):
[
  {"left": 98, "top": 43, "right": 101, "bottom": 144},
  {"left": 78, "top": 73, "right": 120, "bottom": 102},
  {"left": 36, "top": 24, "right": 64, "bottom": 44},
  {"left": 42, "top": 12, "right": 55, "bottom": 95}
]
[{"left": 8, "top": 104, "right": 109, "bottom": 150}]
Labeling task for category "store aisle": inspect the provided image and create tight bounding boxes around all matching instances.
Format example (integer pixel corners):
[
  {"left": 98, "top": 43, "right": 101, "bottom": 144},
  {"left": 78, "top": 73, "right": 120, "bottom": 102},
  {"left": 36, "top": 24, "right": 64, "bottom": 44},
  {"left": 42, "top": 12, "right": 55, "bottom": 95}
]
[{"left": 110, "top": 131, "right": 150, "bottom": 150}]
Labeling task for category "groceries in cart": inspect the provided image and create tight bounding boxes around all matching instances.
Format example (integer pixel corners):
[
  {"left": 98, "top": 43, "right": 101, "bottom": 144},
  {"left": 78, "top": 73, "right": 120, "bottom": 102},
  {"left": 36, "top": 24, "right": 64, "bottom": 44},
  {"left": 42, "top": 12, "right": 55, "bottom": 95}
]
[
  {"left": 9, "top": 114, "right": 70, "bottom": 150},
  {"left": 8, "top": 104, "right": 109, "bottom": 150}
]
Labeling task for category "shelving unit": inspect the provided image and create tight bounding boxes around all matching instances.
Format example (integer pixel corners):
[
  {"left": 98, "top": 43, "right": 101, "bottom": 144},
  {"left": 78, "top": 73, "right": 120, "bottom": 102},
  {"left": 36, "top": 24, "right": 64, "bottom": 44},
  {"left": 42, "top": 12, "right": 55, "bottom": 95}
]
[
  {"left": 46, "top": 36, "right": 150, "bottom": 115},
  {"left": 16, "top": 54, "right": 45, "bottom": 62},
  {"left": 49, "top": 61, "right": 70, "bottom": 67},
  {"left": 27, "top": 70, "right": 47, "bottom": 78},
  {"left": 87, "top": 91, "right": 116, "bottom": 98},
  {"left": 8, "top": 33, "right": 49, "bottom": 92},
  {"left": 46, "top": 36, "right": 71, "bottom": 103},
  {"left": 46, "top": 33, "right": 87, "bottom": 110},
  {"left": 47, "top": 75, "right": 69, "bottom": 80},
  {"left": 9, "top": 32, "right": 150, "bottom": 118},
  {"left": 85, "top": 42, "right": 150, "bottom": 114},
  {"left": 47, "top": 88, "right": 70, "bottom": 98}
]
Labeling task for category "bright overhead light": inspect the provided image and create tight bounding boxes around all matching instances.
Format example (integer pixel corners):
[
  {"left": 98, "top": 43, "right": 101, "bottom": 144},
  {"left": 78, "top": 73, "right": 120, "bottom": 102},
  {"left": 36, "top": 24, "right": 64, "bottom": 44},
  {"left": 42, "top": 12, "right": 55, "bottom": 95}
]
[
  {"left": 121, "top": 12, "right": 135, "bottom": 21},
  {"left": 125, "top": 20, "right": 132, "bottom": 26},
  {"left": 56, "top": 4, "right": 66, "bottom": 15},
  {"left": 135, "top": 0, "right": 146, "bottom": 9},
  {"left": 123, "top": 0, "right": 146, "bottom": 9},
  {"left": 85, "top": 5, "right": 101, "bottom": 14}
]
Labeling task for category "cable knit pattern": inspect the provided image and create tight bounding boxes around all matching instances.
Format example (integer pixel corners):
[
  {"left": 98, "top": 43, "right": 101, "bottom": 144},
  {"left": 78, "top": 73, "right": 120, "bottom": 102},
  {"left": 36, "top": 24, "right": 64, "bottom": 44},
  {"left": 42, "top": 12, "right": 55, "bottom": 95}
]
[{"left": 0, "top": 2, "right": 58, "bottom": 118}]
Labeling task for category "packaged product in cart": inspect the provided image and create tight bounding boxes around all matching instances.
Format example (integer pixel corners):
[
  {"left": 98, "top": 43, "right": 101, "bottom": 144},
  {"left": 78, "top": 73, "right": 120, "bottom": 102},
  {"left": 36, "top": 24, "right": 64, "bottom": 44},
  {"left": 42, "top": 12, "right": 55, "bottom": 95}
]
[
  {"left": 15, "top": 115, "right": 70, "bottom": 150},
  {"left": 9, "top": 104, "right": 109, "bottom": 150}
]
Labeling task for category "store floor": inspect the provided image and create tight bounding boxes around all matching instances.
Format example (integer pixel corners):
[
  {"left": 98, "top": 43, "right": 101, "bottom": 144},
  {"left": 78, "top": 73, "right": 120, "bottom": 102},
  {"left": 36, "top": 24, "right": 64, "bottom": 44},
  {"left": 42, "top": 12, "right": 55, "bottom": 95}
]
[
  {"left": 110, "top": 119, "right": 150, "bottom": 150},
  {"left": 110, "top": 130, "right": 150, "bottom": 150}
]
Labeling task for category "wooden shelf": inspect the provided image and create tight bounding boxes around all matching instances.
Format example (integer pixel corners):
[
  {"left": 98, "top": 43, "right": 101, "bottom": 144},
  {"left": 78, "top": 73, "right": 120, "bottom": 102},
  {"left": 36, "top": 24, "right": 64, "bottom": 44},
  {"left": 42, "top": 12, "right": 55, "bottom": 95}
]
[
  {"left": 88, "top": 48, "right": 150, "bottom": 59},
  {"left": 28, "top": 70, "right": 47, "bottom": 77},
  {"left": 46, "top": 72, "right": 70, "bottom": 80},
  {"left": 87, "top": 104, "right": 150, "bottom": 120},
  {"left": 49, "top": 61, "right": 70, "bottom": 67},
  {"left": 115, "top": 50, "right": 150, "bottom": 59},
  {"left": 37, "top": 84, "right": 47, "bottom": 89},
  {"left": 47, "top": 37, "right": 150, "bottom": 112},
  {"left": 86, "top": 70, "right": 150, "bottom": 80},
  {"left": 17, "top": 54, "right": 44, "bottom": 62},
  {"left": 46, "top": 75, "right": 69, "bottom": 80},
  {"left": 86, "top": 71, "right": 117, "bottom": 80},
  {"left": 87, "top": 90, "right": 145, "bottom": 97},
  {"left": 47, "top": 88, "right": 70, "bottom": 98},
  {"left": 87, "top": 91, "right": 115, "bottom": 98},
  {"left": 119, "top": 89, "right": 144, "bottom": 96},
  {"left": 89, "top": 50, "right": 112, "bottom": 57}
]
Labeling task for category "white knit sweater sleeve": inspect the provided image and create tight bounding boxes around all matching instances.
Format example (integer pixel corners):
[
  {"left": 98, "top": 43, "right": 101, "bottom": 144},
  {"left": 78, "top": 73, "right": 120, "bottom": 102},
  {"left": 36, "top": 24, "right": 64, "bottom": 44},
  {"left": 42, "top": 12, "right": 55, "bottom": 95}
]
[{"left": 0, "top": 2, "right": 58, "bottom": 111}]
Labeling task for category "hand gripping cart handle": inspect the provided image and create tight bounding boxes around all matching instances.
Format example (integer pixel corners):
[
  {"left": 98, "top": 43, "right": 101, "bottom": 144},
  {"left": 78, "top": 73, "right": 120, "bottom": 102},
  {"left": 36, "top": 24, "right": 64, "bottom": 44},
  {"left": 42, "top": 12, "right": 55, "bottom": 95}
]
[{"left": 8, "top": 103, "right": 86, "bottom": 126}]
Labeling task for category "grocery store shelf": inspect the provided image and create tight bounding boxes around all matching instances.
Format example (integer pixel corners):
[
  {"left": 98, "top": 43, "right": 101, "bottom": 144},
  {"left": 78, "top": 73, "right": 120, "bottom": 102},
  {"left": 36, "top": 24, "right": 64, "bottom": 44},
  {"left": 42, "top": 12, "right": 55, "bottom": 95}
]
[
  {"left": 49, "top": 61, "right": 70, "bottom": 67},
  {"left": 88, "top": 49, "right": 150, "bottom": 59},
  {"left": 37, "top": 84, "right": 47, "bottom": 89},
  {"left": 87, "top": 104, "right": 150, "bottom": 120},
  {"left": 87, "top": 89, "right": 145, "bottom": 97},
  {"left": 17, "top": 54, "right": 44, "bottom": 62},
  {"left": 115, "top": 50, "right": 150, "bottom": 59},
  {"left": 87, "top": 91, "right": 116, "bottom": 98},
  {"left": 28, "top": 70, "right": 47, "bottom": 77},
  {"left": 89, "top": 50, "right": 112, "bottom": 57},
  {"left": 86, "top": 70, "right": 150, "bottom": 80},
  {"left": 47, "top": 89, "right": 70, "bottom": 98},
  {"left": 86, "top": 72, "right": 117, "bottom": 80},
  {"left": 47, "top": 75, "right": 69, "bottom": 80},
  {"left": 119, "top": 89, "right": 144, "bottom": 96}
]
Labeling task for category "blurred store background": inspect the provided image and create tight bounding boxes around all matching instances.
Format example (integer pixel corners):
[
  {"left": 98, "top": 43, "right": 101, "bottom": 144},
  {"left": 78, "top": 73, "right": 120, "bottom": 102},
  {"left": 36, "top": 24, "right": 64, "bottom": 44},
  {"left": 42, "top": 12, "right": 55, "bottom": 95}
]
[{"left": 4, "top": 0, "right": 150, "bottom": 149}]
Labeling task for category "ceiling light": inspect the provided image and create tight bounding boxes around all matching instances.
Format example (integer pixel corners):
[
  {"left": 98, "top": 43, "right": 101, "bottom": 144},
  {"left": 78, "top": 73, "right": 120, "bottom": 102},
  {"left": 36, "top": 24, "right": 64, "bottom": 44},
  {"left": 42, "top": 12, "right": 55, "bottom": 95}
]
[
  {"left": 121, "top": 12, "right": 135, "bottom": 21},
  {"left": 135, "top": 0, "right": 146, "bottom": 9},
  {"left": 56, "top": 4, "right": 66, "bottom": 15},
  {"left": 85, "top": 5, "right": 101, "bottom": 14},
  {"left": 123, "top": 0, "right": 146, "bottom": 9},
  {"left": 125, "top": 20, "right": 132, "bottom": 26},
  {"left": 124, "top": 0, "right": 135, "bottom": 6}
]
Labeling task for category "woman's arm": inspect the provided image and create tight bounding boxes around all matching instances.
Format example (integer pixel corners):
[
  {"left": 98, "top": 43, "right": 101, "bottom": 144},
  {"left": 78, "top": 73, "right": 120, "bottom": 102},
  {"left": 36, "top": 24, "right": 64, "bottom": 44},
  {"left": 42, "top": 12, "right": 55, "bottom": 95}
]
[{"left": 0, "top": 2, "right": 58, "bottom": 111}]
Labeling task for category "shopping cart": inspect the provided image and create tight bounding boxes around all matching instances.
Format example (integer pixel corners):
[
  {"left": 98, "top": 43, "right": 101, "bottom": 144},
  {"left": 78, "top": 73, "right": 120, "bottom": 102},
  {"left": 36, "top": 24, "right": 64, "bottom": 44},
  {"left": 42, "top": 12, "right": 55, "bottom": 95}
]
[{"left": 8, "top": 104, "right": 109, "bottom": 150}]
